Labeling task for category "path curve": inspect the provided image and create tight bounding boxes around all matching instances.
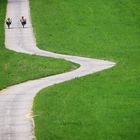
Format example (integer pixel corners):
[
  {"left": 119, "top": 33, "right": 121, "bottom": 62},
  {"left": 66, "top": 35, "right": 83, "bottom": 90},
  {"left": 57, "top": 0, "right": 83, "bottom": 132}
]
[{"left": 0, "top": 0, "right": 115, "bottom": 139}]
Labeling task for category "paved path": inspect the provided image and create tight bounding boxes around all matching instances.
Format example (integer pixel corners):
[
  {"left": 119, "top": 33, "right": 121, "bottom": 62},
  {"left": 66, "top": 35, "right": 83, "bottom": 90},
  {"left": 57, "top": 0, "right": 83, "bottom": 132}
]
[{"left": 0, "top": 0, "right": 115, "bottom": 139}]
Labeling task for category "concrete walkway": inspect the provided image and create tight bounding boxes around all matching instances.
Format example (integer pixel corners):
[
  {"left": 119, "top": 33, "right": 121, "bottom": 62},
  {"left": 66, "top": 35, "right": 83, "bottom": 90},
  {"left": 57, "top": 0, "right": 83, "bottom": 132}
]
[{"left": 0, "top": 0, "right": 115, "bottom": 139}]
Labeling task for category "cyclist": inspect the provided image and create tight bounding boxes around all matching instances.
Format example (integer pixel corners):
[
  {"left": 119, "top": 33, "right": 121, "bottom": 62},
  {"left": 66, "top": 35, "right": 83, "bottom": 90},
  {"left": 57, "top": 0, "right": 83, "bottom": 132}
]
[{"left": 20, "top": 16, "right": 26, "bottom": 28}]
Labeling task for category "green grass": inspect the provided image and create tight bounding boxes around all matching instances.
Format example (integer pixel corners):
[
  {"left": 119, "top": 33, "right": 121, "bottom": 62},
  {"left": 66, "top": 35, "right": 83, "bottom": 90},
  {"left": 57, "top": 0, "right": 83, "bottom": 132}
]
[
  {"left": 0, "top": 0, "right": 77, "bottom": 90},
  {"left": 30, "top": 0, "right": 140, "bottom": 139}
]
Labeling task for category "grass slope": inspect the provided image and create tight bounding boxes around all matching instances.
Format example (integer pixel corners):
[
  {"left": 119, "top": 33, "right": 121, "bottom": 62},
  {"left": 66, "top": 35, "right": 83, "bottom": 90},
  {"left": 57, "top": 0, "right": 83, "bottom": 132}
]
[
  {"left": 0, "top": 0, "right": 77, "bottom": 90},
  {"left": 30, "top": 0, "right": 140, "bottom": 139}
]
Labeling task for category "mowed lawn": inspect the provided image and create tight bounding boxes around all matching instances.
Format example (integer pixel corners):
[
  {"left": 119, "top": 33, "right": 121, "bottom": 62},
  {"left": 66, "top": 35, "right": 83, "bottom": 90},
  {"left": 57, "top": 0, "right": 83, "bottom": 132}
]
[
  {"left": 30, "top": 0, "right": 140, "bottom": 140},
  {"left": 0, "top": 0, "right": 77, "bottom": 90}
]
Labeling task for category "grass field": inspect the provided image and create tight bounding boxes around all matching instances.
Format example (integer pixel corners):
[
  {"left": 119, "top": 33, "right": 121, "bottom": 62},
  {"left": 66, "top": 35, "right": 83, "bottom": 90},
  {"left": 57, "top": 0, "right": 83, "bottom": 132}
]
[
  {"left": 30, "top": 0, "right": 140, "bottom": 140},
  {"left": 0, "top": 0, "right": 77, "bottom": 90}
]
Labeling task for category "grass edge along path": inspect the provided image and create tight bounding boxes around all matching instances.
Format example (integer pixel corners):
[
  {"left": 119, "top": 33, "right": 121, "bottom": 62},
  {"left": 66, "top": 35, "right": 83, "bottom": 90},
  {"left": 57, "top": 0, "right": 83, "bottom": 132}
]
[
  {"left": 31, "top": 0, "right": 140, "bottom": 140},
  {"left": 0, "top": 0, "right": 78, "bottom": 90}
]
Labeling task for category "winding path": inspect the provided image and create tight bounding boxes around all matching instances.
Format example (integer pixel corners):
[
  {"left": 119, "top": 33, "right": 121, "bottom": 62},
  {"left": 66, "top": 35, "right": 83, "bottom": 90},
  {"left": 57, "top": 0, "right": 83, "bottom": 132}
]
[{"left": 0, "top": 0, "right": 115, "bottom": 139}]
